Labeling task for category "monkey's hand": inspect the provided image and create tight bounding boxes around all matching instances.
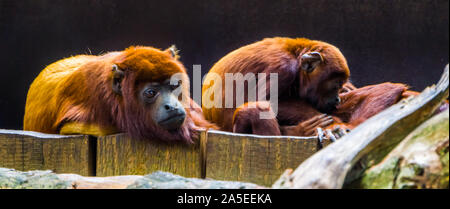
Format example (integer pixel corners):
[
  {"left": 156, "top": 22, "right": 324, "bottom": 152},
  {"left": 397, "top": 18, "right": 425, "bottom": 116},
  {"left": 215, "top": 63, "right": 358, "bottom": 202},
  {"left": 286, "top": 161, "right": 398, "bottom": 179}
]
[
  {"left": 301, "top": 114, "right": 335, "bottom": 136},
  {"left": 316, "top": 124, "right": 352, "bottom": 146},
  {"left": 339, "top": 82, "right": 357, "bottom": 93},
  {"left": 281, "top": 114, "right": 334, "bottom": 136}
]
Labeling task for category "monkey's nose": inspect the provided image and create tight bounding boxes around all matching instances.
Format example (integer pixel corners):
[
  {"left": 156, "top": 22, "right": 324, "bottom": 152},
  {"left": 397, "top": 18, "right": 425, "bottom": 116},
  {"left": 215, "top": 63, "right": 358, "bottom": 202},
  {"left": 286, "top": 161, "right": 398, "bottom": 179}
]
[
  {"left": 164, "top": 104, "right": 175, "bottom": 111},
  {"left": 334, "top": 97, "right": 341, "bottom": 105}
]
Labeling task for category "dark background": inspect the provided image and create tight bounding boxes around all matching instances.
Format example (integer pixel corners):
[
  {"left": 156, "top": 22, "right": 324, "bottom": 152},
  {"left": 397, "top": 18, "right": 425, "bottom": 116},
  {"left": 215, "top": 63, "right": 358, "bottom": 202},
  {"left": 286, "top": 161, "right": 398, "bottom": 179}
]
[{"left": 0, "top": 0, "right": 448, "bottom": 130}]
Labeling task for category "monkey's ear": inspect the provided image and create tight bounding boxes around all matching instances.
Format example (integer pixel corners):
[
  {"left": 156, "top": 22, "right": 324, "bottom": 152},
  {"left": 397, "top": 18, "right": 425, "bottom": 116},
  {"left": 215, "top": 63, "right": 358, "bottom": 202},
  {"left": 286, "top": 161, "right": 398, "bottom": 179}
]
[
  {"left": 165, "top": 45, "right": 180, "bottom": 60},
  {"left": 300, "top": 52, "right": 323, "bottom": 73},
  {"left": 112, "top": 64, "right": 124, "bottom": 95}
]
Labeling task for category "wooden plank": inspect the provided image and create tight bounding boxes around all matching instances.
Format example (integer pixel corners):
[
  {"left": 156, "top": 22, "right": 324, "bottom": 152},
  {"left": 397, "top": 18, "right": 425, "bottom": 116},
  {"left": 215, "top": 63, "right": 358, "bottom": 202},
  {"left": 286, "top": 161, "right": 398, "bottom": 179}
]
[
  {"left": 0, "top": 129, "right": 94, "bottom": 176},
  {"left": 96, "top": 133, "right": 202, "bottom": 178},
  {"left": 204, "top": 130, "right": 319, "bottom": 186}
]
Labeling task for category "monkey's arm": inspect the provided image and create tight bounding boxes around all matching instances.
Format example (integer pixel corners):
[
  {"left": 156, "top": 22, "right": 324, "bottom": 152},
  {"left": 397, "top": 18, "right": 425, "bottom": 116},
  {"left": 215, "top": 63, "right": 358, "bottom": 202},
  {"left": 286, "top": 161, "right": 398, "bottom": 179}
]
[
  {"left": 187, "top": 98, "right": 220, "bottom": 130},
  {"left": 232, "top": 101, "right": 281, "bottom": 136},
  {"left": 276, "top": 100, "right": 351, "bottom": 138}
]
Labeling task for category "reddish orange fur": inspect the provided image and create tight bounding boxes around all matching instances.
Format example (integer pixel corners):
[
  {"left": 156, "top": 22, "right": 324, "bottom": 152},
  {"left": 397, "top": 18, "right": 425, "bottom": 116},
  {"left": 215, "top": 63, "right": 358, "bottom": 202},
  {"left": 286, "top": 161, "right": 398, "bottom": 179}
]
[
  {"left": 202, "top": 37, "right": 350, "bottom": 136},
  {"left": 333, "top": 83, "right": 408, "bottom": 127},
  {"left": 24, "top": 46, "right": 217, "bottom": 142},
  {"left": 232, "top": 101, "right": 281, "bottom": 136},
  {"left": 201, "top": 37, "right": 431, "bottom": 136},
  {"left": 332, "top": 84, "right": 448, "bottom": 128},
  {"left": 273, "top": 82, "right": 410, "bottom": 133}
]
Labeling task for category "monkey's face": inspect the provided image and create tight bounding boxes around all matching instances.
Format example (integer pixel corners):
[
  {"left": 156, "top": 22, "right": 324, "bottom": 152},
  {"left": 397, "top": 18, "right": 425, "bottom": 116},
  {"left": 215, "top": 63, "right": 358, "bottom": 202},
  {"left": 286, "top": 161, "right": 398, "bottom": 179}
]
[
  {"left": 108, "top": 46, "right": 196, "bottom": 142},
  {"left": 111, "top": 64, "right": 187, "bottom": 132},
  {"left": 314, "top": 76, "right": 346, "bottom": 113},
  {"left": 139, "top": 80, "right": 186, "bottom": 131},
  {"left": 298, "top": 47, "right": 349, "bottom": 113}
]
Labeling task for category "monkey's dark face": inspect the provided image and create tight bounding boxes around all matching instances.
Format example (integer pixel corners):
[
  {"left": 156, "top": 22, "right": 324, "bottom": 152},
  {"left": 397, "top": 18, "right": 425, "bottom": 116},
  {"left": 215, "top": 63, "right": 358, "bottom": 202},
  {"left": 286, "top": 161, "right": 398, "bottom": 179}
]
[
  {"left": 314, "top": 76, "right": 346, "bottom": 113},
  {"left": 298, "top": 46, "right": 349, "bottom": 113},
  {"left": 139, "top": 80, "right": 186, "bottom": 131},
  {"left": 300, "top": 65, "right": 348, "bottom": 113}
]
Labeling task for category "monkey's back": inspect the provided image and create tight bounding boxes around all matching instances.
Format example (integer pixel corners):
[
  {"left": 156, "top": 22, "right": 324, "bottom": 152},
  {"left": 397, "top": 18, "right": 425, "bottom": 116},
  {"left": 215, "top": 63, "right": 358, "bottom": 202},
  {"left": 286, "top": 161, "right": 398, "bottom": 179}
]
[
  {"left": 201, "top": 37, "right": 344, "bottom": 131},
  {"left": 23, "top": 55, "right": 97, "bottom": 133},
  {"left": 201, "top": 37, "right": 303, "bottom": 131}
]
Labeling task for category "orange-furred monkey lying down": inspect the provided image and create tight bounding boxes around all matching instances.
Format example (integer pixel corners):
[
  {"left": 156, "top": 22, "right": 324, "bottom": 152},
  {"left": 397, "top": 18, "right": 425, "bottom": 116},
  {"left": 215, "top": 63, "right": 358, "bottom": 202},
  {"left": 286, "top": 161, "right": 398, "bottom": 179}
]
[
  {"left": 201, "top": 37, "right": 428, "bottom": 137},
  {"left": 24, "top": 46, "right": 216, "bottom": 143},
  {"left": 202, "top": 37, "right": 352, "bottom": 136}
]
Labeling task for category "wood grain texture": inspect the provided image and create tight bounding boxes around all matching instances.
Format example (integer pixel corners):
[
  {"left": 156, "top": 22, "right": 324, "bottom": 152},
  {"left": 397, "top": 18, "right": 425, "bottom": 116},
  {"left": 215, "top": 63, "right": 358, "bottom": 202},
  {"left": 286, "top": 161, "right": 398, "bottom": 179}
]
[
  {"left": 96, "top": 133, "right": 202, "bottom": 178},
  {"left": 204, "top": 130, "right": 319, "bottom": 186},
  {"left": 0, "top": 129, "right": 94, "bottom": 176}
]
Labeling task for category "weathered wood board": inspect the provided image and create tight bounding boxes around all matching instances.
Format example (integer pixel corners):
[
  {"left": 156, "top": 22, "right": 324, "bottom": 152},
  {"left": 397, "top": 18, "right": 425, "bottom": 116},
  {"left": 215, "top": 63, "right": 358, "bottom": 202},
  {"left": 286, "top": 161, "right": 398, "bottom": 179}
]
[
  {"left": 1, "top": 129, "right": 322, "bottom": 184},
  {"left": 0, "top": 129, "right": 94, "bottom": 176},
  {"left": 96, "top": 133, "right": 202, "bottom": 178},
  {"left": 204, "top": 130, "right": 319, "bottom": 186}
]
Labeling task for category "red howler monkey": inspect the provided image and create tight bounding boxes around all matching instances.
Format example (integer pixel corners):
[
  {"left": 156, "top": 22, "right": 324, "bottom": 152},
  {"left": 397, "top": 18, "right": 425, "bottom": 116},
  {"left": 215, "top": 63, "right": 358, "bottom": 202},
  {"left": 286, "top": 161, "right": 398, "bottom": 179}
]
[
  {"left": 202, "top": 37, "right": 350, "bottom": 136},
  {"left": 24, "top": 46, "right": 217, "bottom": 143}
]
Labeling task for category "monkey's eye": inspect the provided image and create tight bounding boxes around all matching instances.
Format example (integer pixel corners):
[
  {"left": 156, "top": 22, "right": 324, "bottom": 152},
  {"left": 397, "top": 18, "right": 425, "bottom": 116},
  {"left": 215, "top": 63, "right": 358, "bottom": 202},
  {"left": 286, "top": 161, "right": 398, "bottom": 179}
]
[
  {"left": 332, "top": 86, "right": 339, "bottom": 92},
  {"left": 170, "top": 81, "right": 181, "bottom": 90},
  {"left": 143, "top": 89, "right": 158, "bottom": 98}
]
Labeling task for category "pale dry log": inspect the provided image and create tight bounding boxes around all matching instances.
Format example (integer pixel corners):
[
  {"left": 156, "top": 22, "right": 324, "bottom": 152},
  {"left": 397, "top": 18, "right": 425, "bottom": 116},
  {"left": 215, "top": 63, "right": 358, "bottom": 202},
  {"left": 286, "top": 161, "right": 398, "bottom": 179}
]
[
  {"left": 350, "top": 109, "right": 449, "bottom": 189},
  {"left": 0, "top": 168, "right": 264, "bottom": 189},
  {"left": 273, "top": 65, "right": 449, "bottom": 189},
  {"left": 127, "top": 171, "right": 265, "bottom": 189},
  {"left": 0, "top": 168, "right": 72, "bottom": 189},
  {"left": 58, "top": 174, "right": 142, "bottom": 189}
]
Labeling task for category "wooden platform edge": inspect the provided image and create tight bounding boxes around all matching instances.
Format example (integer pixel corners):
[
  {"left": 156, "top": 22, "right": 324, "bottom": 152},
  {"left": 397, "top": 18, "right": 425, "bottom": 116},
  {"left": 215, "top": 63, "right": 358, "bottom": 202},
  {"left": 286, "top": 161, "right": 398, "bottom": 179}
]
[
  {"left": 95, "top": 133, "right": 203, "bottom": 178},
  {"left": 0, "top": 128, "right": 322, "bottom": 183},
  {"left": 0, "top": 130, "right": 95, "bottom": 176},
  {"left": 203, "top": 129, "right": 320, "bottom": 186}
]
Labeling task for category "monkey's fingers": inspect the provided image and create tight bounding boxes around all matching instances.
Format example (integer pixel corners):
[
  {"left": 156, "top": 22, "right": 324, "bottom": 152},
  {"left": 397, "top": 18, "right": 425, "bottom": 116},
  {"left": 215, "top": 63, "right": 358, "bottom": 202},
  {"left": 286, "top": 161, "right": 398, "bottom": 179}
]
[
  {"left": 340, "top": 83, "right": 357, "bottom": 93},
  {"left": 316, "top": 127, "right": 325, "bottom": 145},
  {"left": 316, "top": 118, "right": 334, "bottom": 128},
  {"left": 331, "top": 125, "right": 350, "bottom": 139},
  {"left": 297, "top": 47, "right": 310, "bottom": 58},
  {"left": 302, "top": 116, "right": 333, "bottom": 136},
  {"left": 325, "top": 129, "right": 338, "bottom": 142},
  {"left": 306, "top": 117, "right": 334, "bottom": 132},
  {"left": 337, "top": 125, "right": 352, "bottom": 134},
  {"left": 300, "top": 47, "right": 309, "bottom": 55},
  {"left": 302, "top": 114, "right": 328, "bottom": 125},
  {"left": 314, "top": 46, "right": 324, "bottom": 53},
  {"left": 340, "top": 86, "right": 351, "bottom": 93},
  {"left": 341, "top": 87, "right": 350, "bottom": 93},
  {"left": 304, "top": 114, "right": 333, "bottom": 128},
  {"left": 304, "top": 127, "right": 317, "bottom": 136}
]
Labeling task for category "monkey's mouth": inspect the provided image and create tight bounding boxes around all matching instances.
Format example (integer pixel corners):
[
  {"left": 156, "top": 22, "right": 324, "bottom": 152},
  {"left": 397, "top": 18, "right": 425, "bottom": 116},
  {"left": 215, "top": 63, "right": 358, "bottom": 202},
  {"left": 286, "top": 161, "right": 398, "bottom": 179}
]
[
  {"left": 316, "top": 100, "right": 338, "bottom": 114},
  {"left": 315, "top": 95, "right": 341, "bottom": 113},
  {"left": 158, "top": 113, "right": 186, "bottom": 130},
  {"left": 319, "top": 105, "right": 337, "bottom": 114}
]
